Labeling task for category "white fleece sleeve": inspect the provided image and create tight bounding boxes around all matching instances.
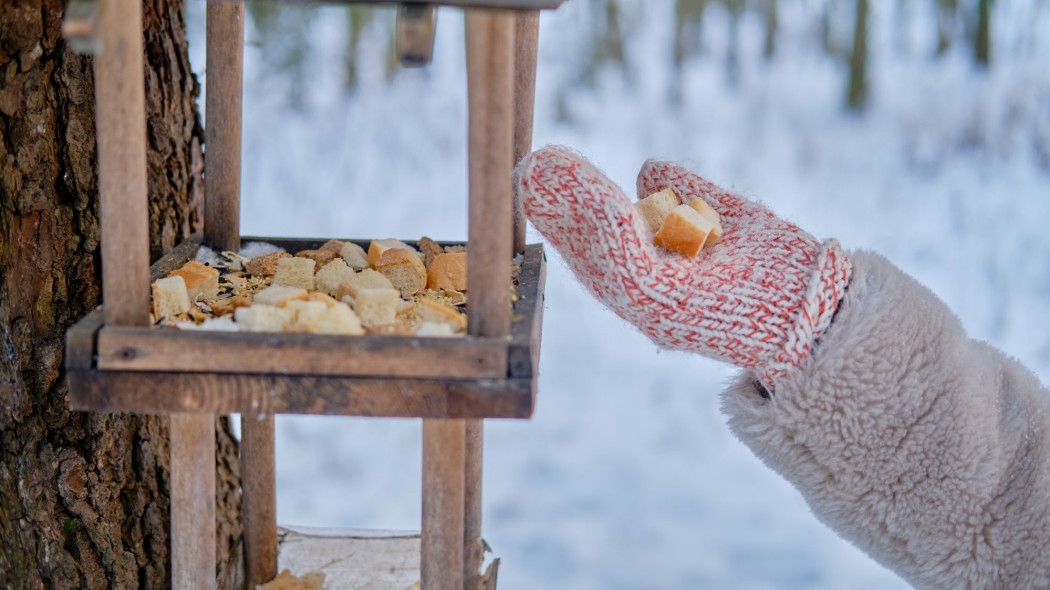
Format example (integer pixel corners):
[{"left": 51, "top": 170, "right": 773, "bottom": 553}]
[{"left": 722, "top": 250, "right": 1050, "bottom": 590}]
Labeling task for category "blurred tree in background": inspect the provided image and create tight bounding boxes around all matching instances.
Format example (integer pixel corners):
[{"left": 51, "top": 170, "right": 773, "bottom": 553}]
[{"left": 242, "top": 0, "right": 1009, "bottom": 112}]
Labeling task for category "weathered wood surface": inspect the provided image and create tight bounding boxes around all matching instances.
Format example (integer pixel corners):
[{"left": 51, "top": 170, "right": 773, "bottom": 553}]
[
  {"left": 421, "top": 420, "right": 466, "bottom": 590},
  {"left": 275, "top": 527, "right": 423, "bottom": 590},
  {"left": 466, "top": 10, "right": 515, "bottom": 341},
  {"left": 95, "top": 0, "right": 151, "bottom": 327},
  {"left": 67, "top": 371, "right": 534, "bottom": 418},
  {"left": 65, "top": 309, "right": 106, "bottom": 371},
  {"left": 204, "top": 1, "right": 244, "bottom": 253},
  {"left": 96, "top": 328, "right": 509, "bottom": 378},
  {"left": 170, "top": 414, "right": 218, "bottom": 590},
  {"left": 463, "top": 420, "right": 485, "bottom": 590},
  {"left": 512, "top": 11, "right": 540, "bottom": 255},
  {"left": 242, "top": 414, "right": 277, "bottom": 589},
  {"left": 151, "top": 234, "right": 203, "bottom": 281},
  {"left": 508, "top": 245, "right": 546, "bottom": 380}
]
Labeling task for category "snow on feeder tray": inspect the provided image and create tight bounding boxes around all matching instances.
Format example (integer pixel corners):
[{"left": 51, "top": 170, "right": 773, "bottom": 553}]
[{"left": 62, "top": 0, "right": 561, "bottom": 588}]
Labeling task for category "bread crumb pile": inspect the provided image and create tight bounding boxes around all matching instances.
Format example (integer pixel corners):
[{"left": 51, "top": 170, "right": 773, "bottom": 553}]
[{"left": 150, "top": 238, "right": 474, "bottom": 337}]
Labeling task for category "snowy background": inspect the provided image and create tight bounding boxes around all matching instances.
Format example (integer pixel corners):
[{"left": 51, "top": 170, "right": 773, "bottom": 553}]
[{"left": 185, "top": 1, "right": 1050, "bottom": 588}]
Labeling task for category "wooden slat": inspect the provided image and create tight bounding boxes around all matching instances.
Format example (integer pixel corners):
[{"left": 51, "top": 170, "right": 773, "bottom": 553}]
[
  {"left": 512, "top": 10, "right": 540, "bottom": 255},
  {"left": 94, "top": 0, "right": 150, "bottom": 327},
  {"left": 65, "top": 309, "right": 105, "bottom": 371},
  {"left": 508, "top": 245, "right": 545, "bottom": 378},
  {"left": 170, "top": 414, "right": 217, "bottom": 590},
  {"left": 150, "top": 235, "right": 202, "bottom": 281},
  {"left": 66, "top": 371, "right": 535, "bottom": 418},
  {"left": 242, "top": 414, "right": 277, "bottom": 589},
  {"left": 466, "top": 9, "right": 515, "bottom": 340},
  {"left": 207, "top": 0, "right": 565, "bottom": 8},
  {"left": 463, "top": 420, "right": 484, "bottom": 590},
  {"left": 204, "top": 1, "right": 244, "bottom": 253},
  {"left": 96, "top": 328, "right": 507, "bottom": 379},
  {"left": 421, "top": 419, "right": 465, "bottom": 590}
]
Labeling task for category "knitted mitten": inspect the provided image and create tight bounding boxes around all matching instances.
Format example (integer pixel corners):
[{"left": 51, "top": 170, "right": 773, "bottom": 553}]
[{"left": 516, "top": 146, "right": 852, "bottom": 390}]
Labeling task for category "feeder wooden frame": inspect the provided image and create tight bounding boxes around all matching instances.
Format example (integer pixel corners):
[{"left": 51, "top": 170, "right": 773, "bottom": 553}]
[{"left": 64, "top": 1, "right": 559, "bottom": 588}]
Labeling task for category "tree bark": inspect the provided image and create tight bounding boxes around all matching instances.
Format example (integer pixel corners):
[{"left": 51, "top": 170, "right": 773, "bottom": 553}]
[
  {"left": 0, "top": 1, "right": 242, "bottom": 589},
  {"left": 846, "top": 0, "right": 869, "bottom": 111}
]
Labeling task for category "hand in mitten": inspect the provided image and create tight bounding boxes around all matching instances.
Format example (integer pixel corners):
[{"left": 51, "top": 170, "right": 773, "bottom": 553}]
[{"left": 516, "top": 146, "right": 852, "bottom": 390}]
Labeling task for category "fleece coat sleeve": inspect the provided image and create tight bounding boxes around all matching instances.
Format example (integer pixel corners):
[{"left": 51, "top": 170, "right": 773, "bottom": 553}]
[{"left": 722, "top": 250, "right": 1050, "bottom": 589}]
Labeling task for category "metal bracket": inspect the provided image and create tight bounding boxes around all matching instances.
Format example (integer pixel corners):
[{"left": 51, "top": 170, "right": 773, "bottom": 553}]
[
  {"left": 62, "top": 0, "right": 100, "bottom": 55},
  {"left": 397, "top": 3, "right": 437, "bottom": 67}
]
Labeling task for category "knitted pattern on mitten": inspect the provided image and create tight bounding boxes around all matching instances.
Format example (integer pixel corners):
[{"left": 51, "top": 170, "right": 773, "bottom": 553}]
[{"left": 516, "top": 145, "right": 852, "bottom": 389}]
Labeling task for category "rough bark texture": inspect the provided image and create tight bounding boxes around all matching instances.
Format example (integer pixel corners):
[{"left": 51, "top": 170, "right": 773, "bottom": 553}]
[{"left": 0, "top": 1, "right": 242, "bottom": 589}]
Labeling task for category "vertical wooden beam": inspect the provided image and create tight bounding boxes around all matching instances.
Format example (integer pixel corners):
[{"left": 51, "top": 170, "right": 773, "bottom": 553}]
[
  {"left": 422, "top": 419, "right": 466, "bottom": 590},
  {"left": 241, "top": 414, "right": 277, "bottom": 589},
  {"left": 204, "top": 1, "right": 244, "bottom": 253},
  {"left": 170, "top": 414, "right": 218, "bottom": 590},
  {"left": 512, "top": 11, "right": 540, "bottom": 256},
  {"left": 94, "top": 0, "right": 149, "bottom": 327},
  {"left": 463, "top": 9, "right": 515, "bottom": 589}
]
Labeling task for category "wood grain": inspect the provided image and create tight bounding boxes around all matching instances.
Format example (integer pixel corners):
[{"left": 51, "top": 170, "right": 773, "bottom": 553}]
[
  {"left": 66, "top": 371, "right": 535, "bottom": 418},
  {"left": 421, "top": 419, "right": 465, "bottom": 590},
  {"left": 512, "top": 10, "right": 540, "bottom": 255},
  {"left": 466, "top": 9, "right": 515, "bottom": 340},
  {"left": 463, "top": 420, "right": 484, "bottom": 589},
  {"left": 150, "top": 235, "right": 202, "bottom": 281},
  {"left": 508, "top": 244, "right": 546, "bottom": 379},
  {"left": 204, "top": 1, "right": 244, "bottom": 253},
  {"left": 94, "top": 0, "right": 150, "bottom": 327},
  {"left": 96, "top": 328, "right": 508, "bottom": 379},
  {"left": 65, "top": 309, "right": 105, "bottom": 371},
  {"left": 241, "top": 414, "right": 277, "bottom": 589},
  {"left": 170, "top": 413, "right": 217, "bottom": 590}
]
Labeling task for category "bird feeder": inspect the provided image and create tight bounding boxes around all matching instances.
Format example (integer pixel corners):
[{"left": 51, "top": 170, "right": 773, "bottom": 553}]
[{"left": 63, "top": 0, "right": 560, "bottom": 588}]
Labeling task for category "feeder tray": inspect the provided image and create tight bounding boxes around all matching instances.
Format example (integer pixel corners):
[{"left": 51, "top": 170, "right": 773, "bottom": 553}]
[{"left": 64, "top": 0, "right": 557, "bottom": 588}]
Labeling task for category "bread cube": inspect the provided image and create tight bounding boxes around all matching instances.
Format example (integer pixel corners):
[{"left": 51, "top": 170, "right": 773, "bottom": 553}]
[
  {"left": 339, "top": 268, "right": 394, "bottom": 298},
  {"left": 416, "top": 322, "right": 457, "bottom": 337},
  {"left": 151, "top": 276, "right": 192, "bottom": 319},
  {"left": 685, "top": 197, "right": 723, "bottom": 246},
  {"left": 318, "top": 303, "right": 365, "bottom": 335},
  {"left": 367, "top": 238, "right": 420, "bottom": 267},
  {"left": 296, "top": 249, "right": 340, "bottom": 267},
  {"left": 244, "top": 251, "right": 291, "bottom": 277},
  {"left": 426, "top": 252, "right": 467, "bottom": 292},
  {"left": 653, "top": 204, "right": 717, "bottom": 257},
  {"left": 375, "top": 249, "right": 427, "bottom": 298},
  {"left": 234, "top": 304, "right": 294, "bottom": 332},
  {"left": 273, "top": 257, "right": 316, "bottom": 290},
  {"left": 635, "top": 188, "right": 680, "bottom": 233},
  {"left": 167, "top": 261, "right": 220, "bottom": 302},
  {"left": 319, "top": 239, "right": 345, "bottom": 253},
  {"left": 252, "top": 285, "right": 307, "bottom": 307},
  {"left": 315, "top": 259, "right": 356, "bottom": 297},
  {"left": 283, "top": 300, "right": 328, "bottom": 333},
  {"left": 339, "top": 242, "right": 370, "bottom": 271},
  {"left": 417, "top": 236, "right": 445, "bottom": 268},
  {"left": 353, "top": 288, "right": 400, "bottom": 328},
  {"left": 418, "top": 298, "right": 467, "bottom": 332}
]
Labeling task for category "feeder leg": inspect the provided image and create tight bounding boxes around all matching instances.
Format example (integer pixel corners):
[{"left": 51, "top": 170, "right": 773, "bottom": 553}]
[
  {"left": 422, "top": 419, "right": 466, "bottom": 590},
  {"left": 94, "top": 0, "right": 150, "bottom": 327},
  {"left": 204, "top": 0, "right": 245, "bottom": 253},
  {"left": 463, "top": 421, "right": 485, "bottom": 589},
  {"left": 241, "top": 414, "right": 277, "bottom": 589},
  {"left": 513, "top": 10, "right": 540, "bottom": 256},
  {"left": 171, "top": 414, "right": 218, "bottom": 590}
]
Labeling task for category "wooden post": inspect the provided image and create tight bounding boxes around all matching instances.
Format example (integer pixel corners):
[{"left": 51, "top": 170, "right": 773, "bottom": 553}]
[
  {"left": 204, "top": 1, "right": 244, "bottom": 253},
  {"left": 512, "top": 11, "right": 540, "bottom": 256},
  {"left": 170, "top": 414, "right": 218, "bottom": 590},
  {"left": 241, "top": 414, "right": 277, "bottom": 589},
  {"left": 94, "top": 0, "right": 149, "bottom": 327},
  {"left": 463, "top": 9, "right": 515, "bottom": 589},
  {"left": 421, "top": 419, "right": 466, "bottom": 590}
]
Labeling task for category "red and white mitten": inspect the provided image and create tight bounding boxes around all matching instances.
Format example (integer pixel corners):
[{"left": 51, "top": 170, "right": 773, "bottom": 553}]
[{"left": 516, "top": 146, "right": 852, "bottom": 390}]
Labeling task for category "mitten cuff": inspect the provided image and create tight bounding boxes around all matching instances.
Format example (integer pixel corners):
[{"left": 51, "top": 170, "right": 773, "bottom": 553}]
[{"left": 757, "top": 239, "right": 852, "bottom": 387}]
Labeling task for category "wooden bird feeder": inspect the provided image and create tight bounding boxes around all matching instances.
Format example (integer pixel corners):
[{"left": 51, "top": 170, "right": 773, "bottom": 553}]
[{"left": 63, "top": 0, "right": 561, "bottom": 588}]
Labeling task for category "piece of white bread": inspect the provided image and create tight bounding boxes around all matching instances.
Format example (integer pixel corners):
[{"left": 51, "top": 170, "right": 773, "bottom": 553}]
[
  {"left": 417, "top": 297, "right": 467, "bottom": 332},
  {"left": 318, "top": 302, "right": 365, "bottom": 335},
  {"left": 234, "top": 304, "right": 294, "bottom": 332},
  {"left": 339, "top": 242, "right": 370, "bottom": 271},
  {"left": 685, "top": 197, "right": 723, "bottom": 246},
  {"left": 340, "top": 268, "right": 394, "bottom": 298},
  {"left": 653, "top": 204, "right": 718, "bottom": 257},
  {"left": 244, "top": 251, "right": 291, "bottom": 277},
  {"left": 353, "top": 288, "right": 400, "bottom": 328},
  {"left": 315, "top": 259, "right": 356, "bottom": 297},
  {"left": 272, "top": 257, "right": 316, "bottom": 290},
  {"left": 151, "top": 276, "right": 192, "bottom": 319},
  {"left": 167, "top": 261, "right": 220, "bottom": 302},
  {"left": 416, "top": 321, "right": 457, "bottom": 337},
  {"left": 375, "top": 249, "right": 427, "bottom": 298},
  {"left": 283, "top": 300, "right": 328, "bottom": 333},
  {"left": 426, "top": 252, "right": 467, "bottom": 291},
  {"left": 252, "top": 285, "right": 307, "bottom": 306},
  {"left": 635, "top": 188, "right": 680, "bottom": 233},
  {"left": 367, "top": 238, "right": 420, "bottom": 267}
]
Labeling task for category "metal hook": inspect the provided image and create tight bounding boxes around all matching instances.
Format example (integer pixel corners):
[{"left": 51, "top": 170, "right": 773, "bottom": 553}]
[{"left": 397, "top": 3, "right": 437, "bottom": 67}]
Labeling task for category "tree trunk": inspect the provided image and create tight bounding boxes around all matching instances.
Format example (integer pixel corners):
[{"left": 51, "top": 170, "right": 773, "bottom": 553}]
[
  {"left": 0, "top": 1, "right": 243, "bottom": 589},
  {"left": 846, "top": 0, "right": 869, "bottom": 111},
  {"left": 974, "top": 0, "right": 991, "bottom": 67}
]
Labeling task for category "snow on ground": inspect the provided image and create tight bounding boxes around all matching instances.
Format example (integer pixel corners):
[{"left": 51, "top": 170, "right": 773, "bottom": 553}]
[{"left": 185, "top": 1, "right": 1050, "bottom": 588}]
